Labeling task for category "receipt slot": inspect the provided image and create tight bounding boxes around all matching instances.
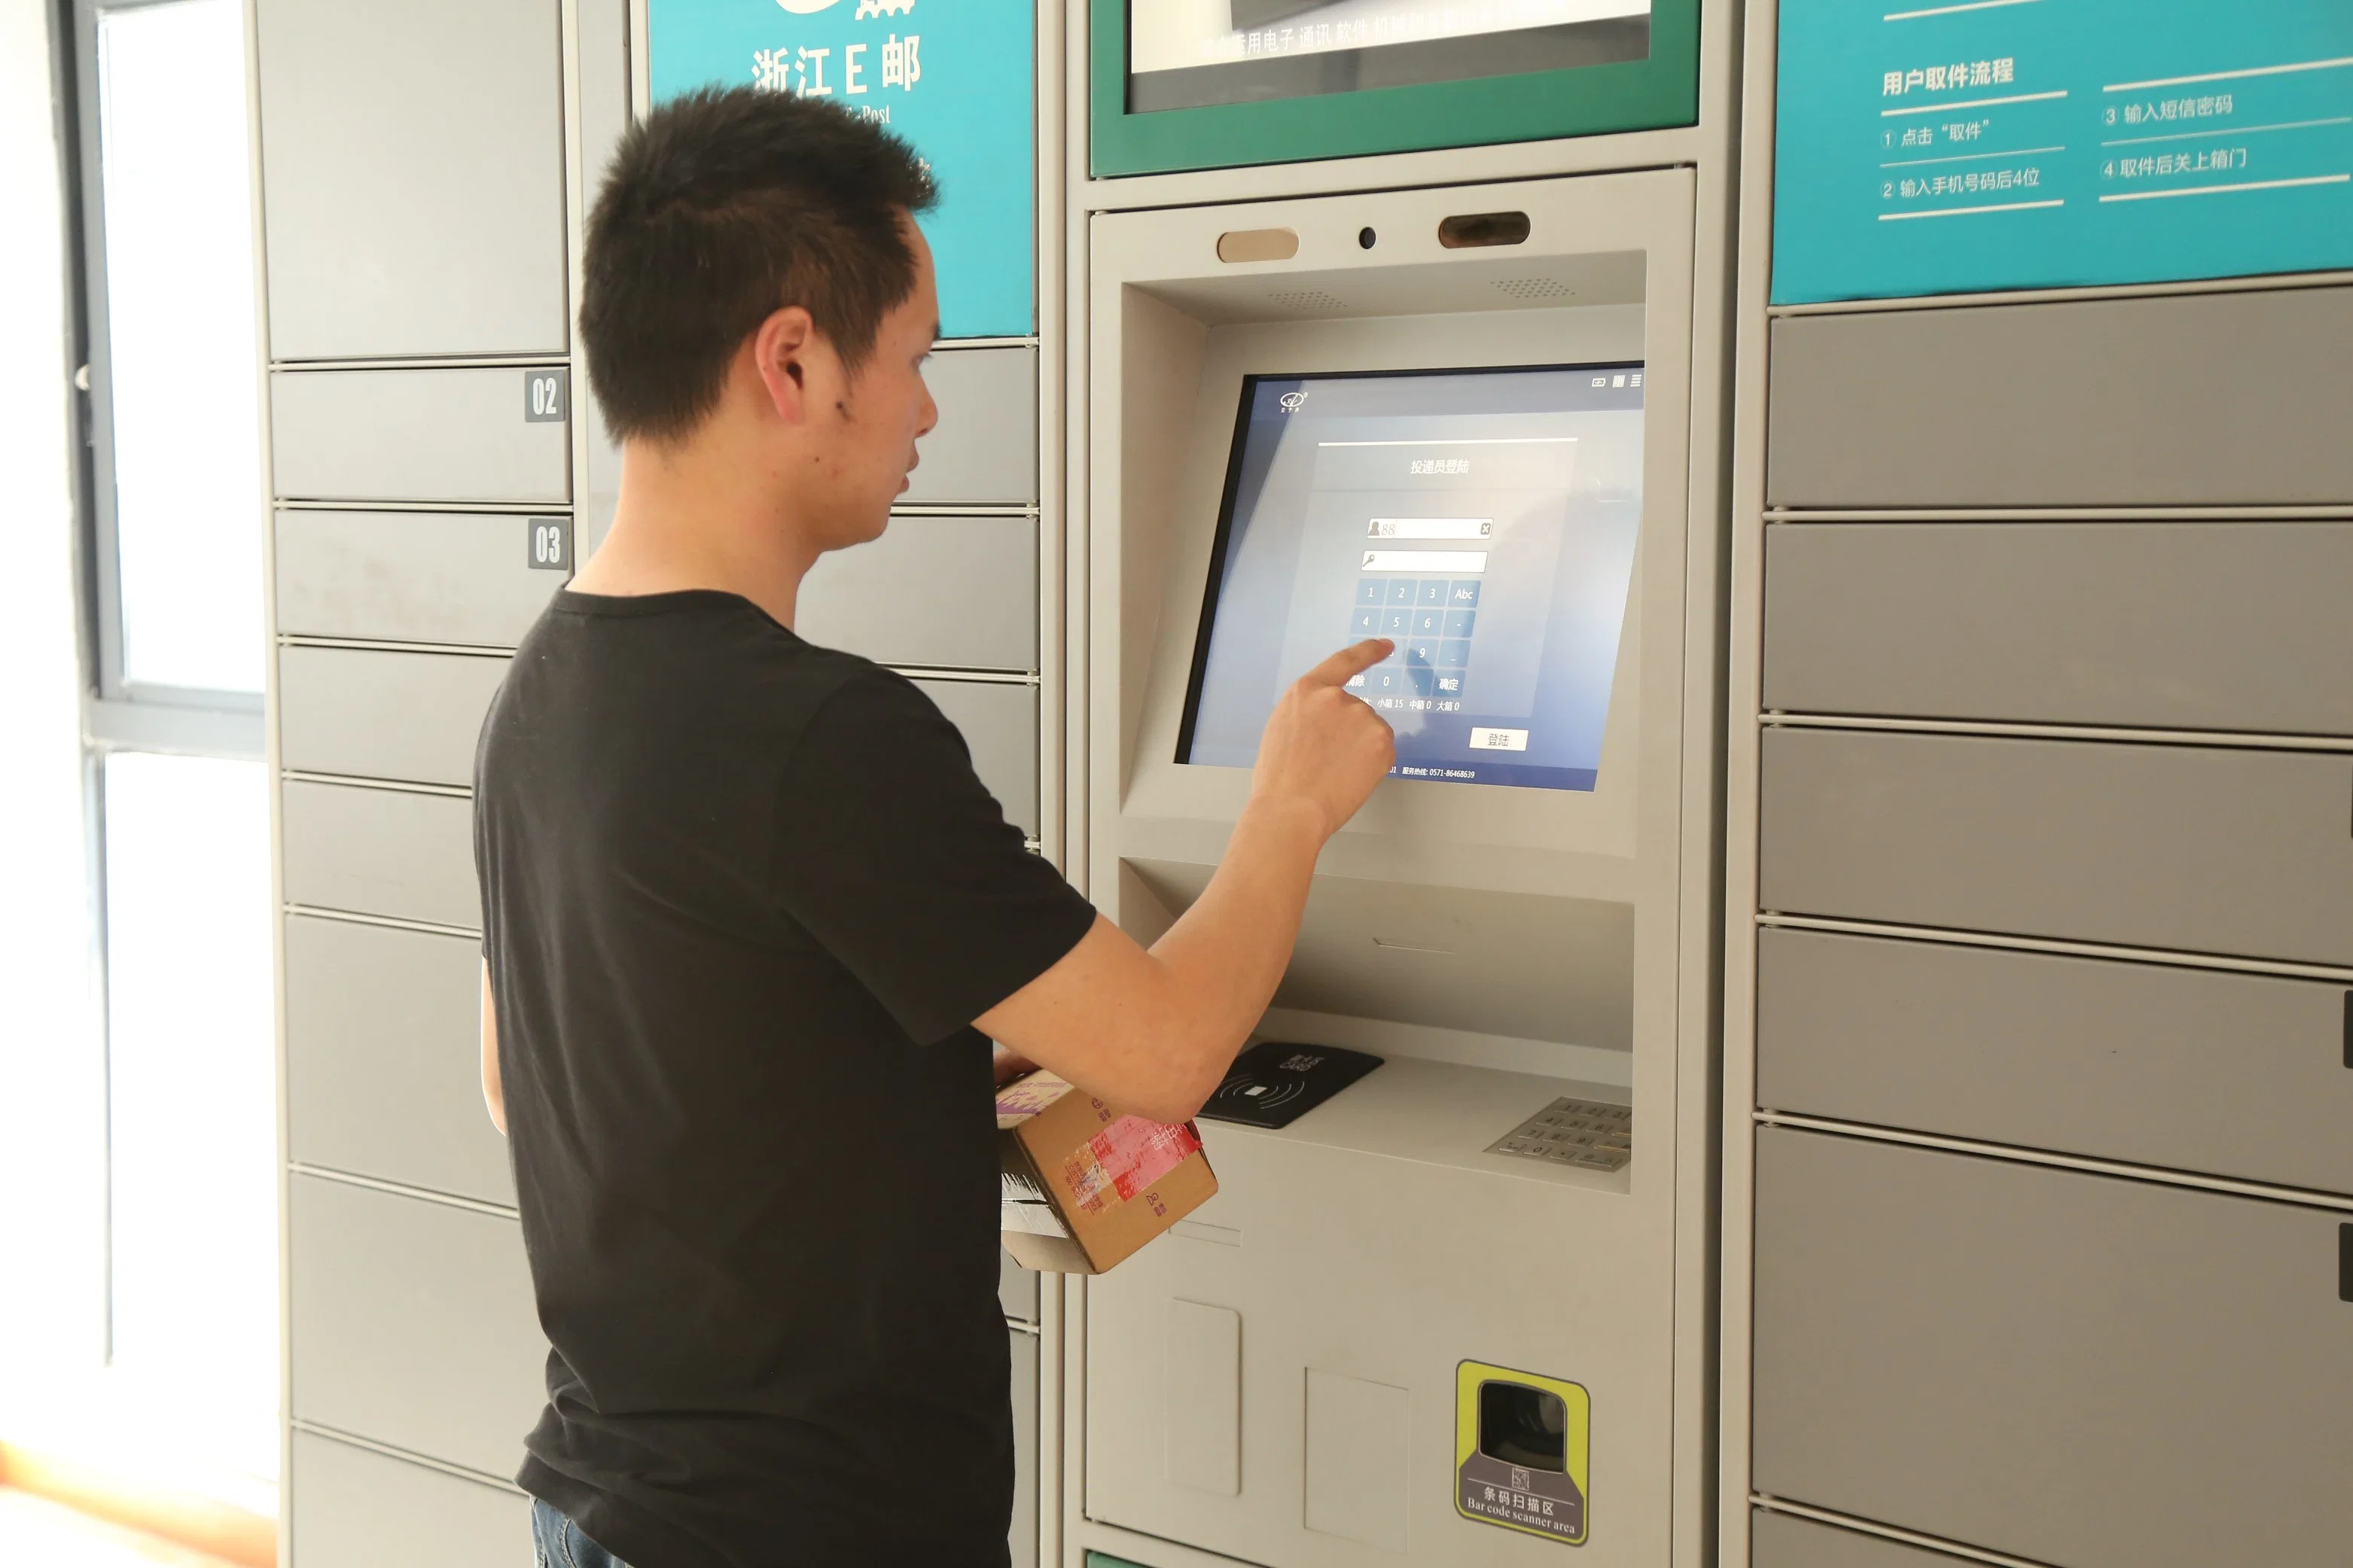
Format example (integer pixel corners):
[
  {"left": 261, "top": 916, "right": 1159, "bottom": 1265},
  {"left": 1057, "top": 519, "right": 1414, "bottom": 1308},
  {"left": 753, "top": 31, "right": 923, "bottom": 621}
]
[{"left": 1079, "top": 171, "right": 1718, "bottom": 1566}]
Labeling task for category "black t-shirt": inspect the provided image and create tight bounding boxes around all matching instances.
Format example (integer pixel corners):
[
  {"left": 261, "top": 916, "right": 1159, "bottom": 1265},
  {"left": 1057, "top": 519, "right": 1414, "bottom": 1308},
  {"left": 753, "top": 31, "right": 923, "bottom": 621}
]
[{"left": 473, "top": 589, "right": 1096, "bottom": 1568}]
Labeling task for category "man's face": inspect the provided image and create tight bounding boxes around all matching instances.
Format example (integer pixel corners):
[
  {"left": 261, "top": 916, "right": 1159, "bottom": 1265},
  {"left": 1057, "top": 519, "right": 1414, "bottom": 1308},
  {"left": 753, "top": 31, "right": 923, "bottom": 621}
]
[{"left": 814, "top": 219, "right": 940, "bottom": 550}]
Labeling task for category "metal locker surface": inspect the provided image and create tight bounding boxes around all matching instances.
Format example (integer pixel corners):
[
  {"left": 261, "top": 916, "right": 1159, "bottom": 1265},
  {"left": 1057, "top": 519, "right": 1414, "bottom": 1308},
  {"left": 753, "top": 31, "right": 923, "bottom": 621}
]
[
  {"left": 1752, "top": 1128, "right": 2353, "bottom": 1568},
  {"left": 278, "top": 646, "right": 510, "bottom": 788},
  {"left": 1757, "top": 927, "right": 2353, "bottom": 1196},
  {"left": 1000, "top": 1247, "right": 1041, "bottom": 1323},
  {"left": 1762, "top": 522, "right": 2353, "bottom": 736},
  {"left": 1751, "top": 1511, "right": 1966, "bottom": 1568},
  {"left": 270, "top": 368, "right": 571, "bottom": 504},
  {"left": 275, "top": 510, "right": 565, "bottom": 648},
  {"left": 911, "top": 678, "right": 1040, "bottom": 839},
  {"left": 904, "top": 348, "right": 1038, "bottom": 506},
  {"left": 285, "top": 914, "right": 512, "bottom": 1206},
  {"left": 288, "top": 1429, "right": 528, "bottom": 1568},
  {"left": 280, "top": 781, "right": 479, "bottom": 930},
  {"left": 797, "top": 513, "right": 1039, "bottom": 671},
  {"left": 288, "top": 1176, "right": 546, "bottom": 1480},
  {"left": 255, "top": 0, "right": 565, "bottom": 360},
  {"left": 1758, "top": 726, "right": 2353, "bottom": 967},
  {"left": 1010, "top": 1328, "right": 1040, "bottom": 1568},
  {"left": 1766, "top": 287, "right": 2353, "bottom": 508}
]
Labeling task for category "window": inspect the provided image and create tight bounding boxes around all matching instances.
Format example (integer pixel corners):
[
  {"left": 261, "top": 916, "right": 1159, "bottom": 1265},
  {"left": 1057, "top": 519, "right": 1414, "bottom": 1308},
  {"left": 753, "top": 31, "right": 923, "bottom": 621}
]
[{"left": 15, "top": 0, "right": 282, "bottom": 1503}]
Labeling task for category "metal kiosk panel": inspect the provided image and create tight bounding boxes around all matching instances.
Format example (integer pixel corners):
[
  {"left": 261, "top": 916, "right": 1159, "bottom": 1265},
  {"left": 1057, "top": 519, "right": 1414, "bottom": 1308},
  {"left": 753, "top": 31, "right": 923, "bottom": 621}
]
[
  {"left": 289, "top": 1430, "right": 529, "bottom": 1568},
  {"left": 1752, "top": 1128, "right": 2353, "bottom": 1568},
  {"left": 255, "top": 0, "right": 567, "bottom": 360},
  {"left": 288, "top": 1174, "right": 546, "bottom": 1480},
  {"left": 275, "top": 510, "right": 566, "bottom": 649},
  {"left": 284, "top": 914, "right": 513, "bottom": 1206},
  {"left": 279, "top": 781, "right": 479, "bottom": 930},
  {"left": 1084, "top": 172, "right": 1711, "bottom": 1568},
  {"left": 278, "top": 647, "right": 511, "bottom": 789}
]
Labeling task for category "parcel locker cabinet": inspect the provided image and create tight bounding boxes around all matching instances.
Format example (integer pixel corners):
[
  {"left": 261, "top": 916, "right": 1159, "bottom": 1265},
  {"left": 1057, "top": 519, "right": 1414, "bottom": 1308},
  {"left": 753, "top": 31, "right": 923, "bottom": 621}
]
[
  {"left": 1758, "top": 727, "right": 2353, "bottom": 967},
  {"left": 279, "top": 647, "right": 509, "bottom": 788},
  {"left": 280, "top": 781, "right": 478, "bottom": 930},
  {"left": 289, "top": 1175, "right": 545, "bottom": 1479},
  {"left": 797, "top": 514, "right": 1039, "bottom": 672},
  {"left": 911, "top": 678, "right": 1040, "bottom": 839},
  {"left": 1010, "top": 1329, "right": 1040, "bottom": 1568},
  {"left": 1756, "top": 928, "right": 2353, "bottom": 1196},
  {"left": 275, "top": 510, "right": 565, "bottom": 648},
  {"left": 290, "top": 1429, "right": 528, "bottom": 1568},
  {"left": 1751, "top": 1129, "right": 2353, "bottom": 1568},
  {"left": 255, "top": 0, "right": 566, "bottom": 361},
  {"left": 1000, "top": 1248, "right": 1041, "bottom": 1323},
  {"left": 1766, "top": 286, "right": 2353, "bottom": 508},
  {"left": 1762, "top": 522, "right": 2353, "bottom": 736},
  {"left": 271, "top": 369, "right": 571, "bottom": 505},
  {"left": 285, "top": 915, "right": 512, "bottom": 1206},
  {"left": 903, "top": 349, "right": 1038, "bottom": 507},
  {"left": 1751, "top": 1511, "right": 1974, "bottom": 1568}
]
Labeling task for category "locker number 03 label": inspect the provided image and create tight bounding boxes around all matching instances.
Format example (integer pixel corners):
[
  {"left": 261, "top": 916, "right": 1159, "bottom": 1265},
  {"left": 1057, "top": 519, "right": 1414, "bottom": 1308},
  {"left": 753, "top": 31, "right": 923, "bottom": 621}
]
[
  {"left": 523, "top": 368, "right": 568, "bottom": 422},
  {"left": 529, "top": 517, "right": 573, "bottom": 573}
]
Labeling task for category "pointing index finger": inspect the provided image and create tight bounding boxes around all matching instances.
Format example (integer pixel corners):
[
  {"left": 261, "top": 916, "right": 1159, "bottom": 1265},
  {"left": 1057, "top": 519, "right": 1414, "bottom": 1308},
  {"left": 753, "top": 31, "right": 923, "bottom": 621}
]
[{"left": 1303, "top": 638, "right": 1394, "bottom": 687}]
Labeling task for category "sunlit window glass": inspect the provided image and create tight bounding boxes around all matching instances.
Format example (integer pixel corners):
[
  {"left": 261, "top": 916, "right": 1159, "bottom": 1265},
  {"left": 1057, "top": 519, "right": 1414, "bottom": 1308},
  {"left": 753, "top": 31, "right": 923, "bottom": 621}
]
[{"left": 96, "top": 0, "right": 264, "bottom": 694}]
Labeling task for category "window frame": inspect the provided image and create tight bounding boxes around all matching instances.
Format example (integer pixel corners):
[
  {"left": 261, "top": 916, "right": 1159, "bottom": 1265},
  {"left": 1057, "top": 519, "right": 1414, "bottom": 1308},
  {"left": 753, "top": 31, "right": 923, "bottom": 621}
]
[{"left": 66, "top": 0, "right": 267, "bottom": 761}]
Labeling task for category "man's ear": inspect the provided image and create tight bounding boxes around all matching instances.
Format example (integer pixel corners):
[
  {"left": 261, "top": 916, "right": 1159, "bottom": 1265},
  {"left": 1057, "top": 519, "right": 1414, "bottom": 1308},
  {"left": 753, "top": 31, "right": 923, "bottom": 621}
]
[{"left": 751, "top": 306, "right": 818, "bottom": 425}]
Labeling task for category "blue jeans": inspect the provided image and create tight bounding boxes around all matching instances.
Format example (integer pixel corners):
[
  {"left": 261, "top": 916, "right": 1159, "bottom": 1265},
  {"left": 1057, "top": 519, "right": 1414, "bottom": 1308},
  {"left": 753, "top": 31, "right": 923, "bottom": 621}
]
[{"left": 532, "top": 1499, "right": 632, "bottom": 1568}]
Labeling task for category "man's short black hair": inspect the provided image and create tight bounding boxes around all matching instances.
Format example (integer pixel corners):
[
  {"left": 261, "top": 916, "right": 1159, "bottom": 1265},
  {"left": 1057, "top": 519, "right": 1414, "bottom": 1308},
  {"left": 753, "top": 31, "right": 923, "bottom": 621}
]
[{"left": 580, "top": 87, "right": 938, "bottom": 443}]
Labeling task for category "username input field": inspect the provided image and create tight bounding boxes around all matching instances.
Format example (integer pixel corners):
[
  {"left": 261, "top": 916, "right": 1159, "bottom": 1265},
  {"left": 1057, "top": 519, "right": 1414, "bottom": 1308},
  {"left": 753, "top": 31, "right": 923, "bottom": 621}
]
[
  {"left": 1367, "top": 517, "right": 1494, "bottom": 540},
  {"left": 1361, "top": 550, "right": 1489, "bottom": 574}
]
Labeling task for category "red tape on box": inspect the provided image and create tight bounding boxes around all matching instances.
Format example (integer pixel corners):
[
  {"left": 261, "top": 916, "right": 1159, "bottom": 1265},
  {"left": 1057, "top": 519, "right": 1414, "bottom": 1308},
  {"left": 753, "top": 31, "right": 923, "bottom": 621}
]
[{"left": 1061, "top": 1117, "right": 1202, "bottom": 1213}]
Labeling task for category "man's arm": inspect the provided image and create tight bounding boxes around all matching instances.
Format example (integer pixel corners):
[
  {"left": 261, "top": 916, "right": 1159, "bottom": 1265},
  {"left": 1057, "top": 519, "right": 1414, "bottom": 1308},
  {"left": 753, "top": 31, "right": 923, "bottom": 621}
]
[
  {"left": 481, "top": 959, "right": 506, "bottom": 1134},
  {"left": 977, "top": 640, "right": 1394, "bottom": 1124}
]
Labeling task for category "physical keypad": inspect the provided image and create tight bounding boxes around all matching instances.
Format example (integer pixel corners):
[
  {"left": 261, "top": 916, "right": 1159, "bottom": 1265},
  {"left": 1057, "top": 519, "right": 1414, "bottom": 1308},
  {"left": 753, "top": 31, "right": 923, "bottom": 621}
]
[
  {"left": 1487, "top": 1097, "right": 1632, "bottom": 1172},
  {"left": 1347, "top": 576, "right": 1480, "bottom": 711}
]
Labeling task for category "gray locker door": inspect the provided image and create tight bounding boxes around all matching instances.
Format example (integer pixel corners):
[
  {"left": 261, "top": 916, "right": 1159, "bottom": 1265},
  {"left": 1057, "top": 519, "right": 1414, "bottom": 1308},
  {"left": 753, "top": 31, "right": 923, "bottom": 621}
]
[
  {"left": 271, "top": 369, "right": 571, "bottom": 504},
  {"left": 904, "top": 349, "right": 1038, "bottom": 505},
  {"left": 913, "top": 679, "right": 1041, "bottom": 839},
  {"left": 255, "top": 0, "right": 565, "bottom": 361},
  {"left": 290, "top": 1429, "right": 529, "bottom": 1568},
  {"left": 1001, "top": 1247, "right": 1041, "bottom": 1323},
  {"left": 1752, "top": 1512, "right": 1973, "bottom": 1568},
  {"left": 1762, "top": 522, "right": 2353, "bottom": 736},
  {"left": 289, "top": 1176, "right": 545, "bottom": 1479},
  {"left": 1757, "top": 927, "right": 2353, "bottom": 1195},
  {"left": 1758, "top": 727, "right": 2353, "bottom": 966},
  {"left": 1752, "top": 1129, "right": 2353, "bottom": 1568},
  {"left": 798, "top": 514, "right": 1039, "bottom": 671},
  {"left": 285, "top": 914, "right": 512, "bottom": 1205},
  {"left": 1010, "top": 1328, "right": 1041, "bottom": 1568},
  {"left": 281, "top": 781, "right": 479, "bottom": 930},
  {"left": 1766, "top": 287, "right": 2353, "bottom": 507},
  {"left": 276, "top": 510, "right": 565, "bottom": 648},
  {"left": 279, "top": 647, "right": 509, "bottom": 787}
]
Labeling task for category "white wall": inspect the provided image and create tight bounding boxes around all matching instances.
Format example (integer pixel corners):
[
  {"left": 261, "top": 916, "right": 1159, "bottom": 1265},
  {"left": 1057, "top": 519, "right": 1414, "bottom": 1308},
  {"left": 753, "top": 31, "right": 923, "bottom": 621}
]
[{"left": 0, "top": 0, "right": 109, "bottom": 1381}]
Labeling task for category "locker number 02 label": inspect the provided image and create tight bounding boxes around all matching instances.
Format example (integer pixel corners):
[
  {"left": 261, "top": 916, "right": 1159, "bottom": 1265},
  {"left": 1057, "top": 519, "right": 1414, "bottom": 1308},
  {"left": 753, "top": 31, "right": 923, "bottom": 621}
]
[
  {"left": 528, "top": 517, "right": 573, "bottom": 573},
  {"left": 523, "top": 369, "right": 568, "bottom": 422}
]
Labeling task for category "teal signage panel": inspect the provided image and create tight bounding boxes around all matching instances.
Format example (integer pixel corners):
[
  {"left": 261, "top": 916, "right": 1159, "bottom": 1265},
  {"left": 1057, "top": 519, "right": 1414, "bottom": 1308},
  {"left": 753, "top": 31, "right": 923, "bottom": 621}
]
[
  {"left": 1773, "top": 0, "right": 2353, "bottom": 304},
  {"left": 649, "top": 0, "right": 1035, "bottom": 338}
]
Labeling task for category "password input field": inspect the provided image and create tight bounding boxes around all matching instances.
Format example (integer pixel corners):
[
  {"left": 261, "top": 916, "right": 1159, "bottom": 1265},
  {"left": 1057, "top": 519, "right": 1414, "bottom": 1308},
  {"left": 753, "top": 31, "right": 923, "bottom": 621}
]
[{"left": 1361, "top": 550, "right": 1489, "bottom": 574}]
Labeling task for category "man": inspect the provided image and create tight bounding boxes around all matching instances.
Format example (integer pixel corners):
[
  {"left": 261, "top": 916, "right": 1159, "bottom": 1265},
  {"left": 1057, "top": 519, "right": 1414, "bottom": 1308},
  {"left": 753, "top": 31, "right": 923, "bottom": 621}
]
[{"left": 475, "top": 87, "right": 1393, "bottom": 1568}]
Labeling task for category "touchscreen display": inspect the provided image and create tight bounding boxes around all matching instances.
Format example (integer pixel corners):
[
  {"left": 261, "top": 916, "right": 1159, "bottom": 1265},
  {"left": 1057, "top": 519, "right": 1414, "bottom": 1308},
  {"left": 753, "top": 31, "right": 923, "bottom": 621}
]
[
  {"left": 1129, "top": 0, "right": 1651, "bottom": 114},
  {"left": 1178, "top": 366, "right": 1644, "bottom": 793}
]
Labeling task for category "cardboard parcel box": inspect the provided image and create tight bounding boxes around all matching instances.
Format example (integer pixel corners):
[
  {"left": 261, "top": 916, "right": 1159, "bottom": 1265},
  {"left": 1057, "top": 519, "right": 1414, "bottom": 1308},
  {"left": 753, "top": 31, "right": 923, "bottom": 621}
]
[{"left": 997, "top": 1070, "right": 1217, "bottom": 1274}]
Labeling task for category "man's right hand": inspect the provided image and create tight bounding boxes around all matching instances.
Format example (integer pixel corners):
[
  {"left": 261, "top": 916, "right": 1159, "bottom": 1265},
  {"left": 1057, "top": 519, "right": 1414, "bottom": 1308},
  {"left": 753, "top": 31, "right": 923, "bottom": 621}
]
[{"left": 1249, "top": 638, "right": 1397, "bottom": 841}]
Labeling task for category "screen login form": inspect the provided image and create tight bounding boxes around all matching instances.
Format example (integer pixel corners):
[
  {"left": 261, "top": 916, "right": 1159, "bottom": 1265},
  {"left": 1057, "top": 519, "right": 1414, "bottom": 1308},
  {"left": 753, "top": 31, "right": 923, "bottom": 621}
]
[{"left": 1181, "top": 366, "right": 1645, "bottom": 793}]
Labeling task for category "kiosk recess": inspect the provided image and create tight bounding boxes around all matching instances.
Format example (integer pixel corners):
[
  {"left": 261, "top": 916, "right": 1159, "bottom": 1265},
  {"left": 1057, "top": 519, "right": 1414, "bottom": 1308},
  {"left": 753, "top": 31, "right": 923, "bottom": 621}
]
[{"left": 1079, "top": 172, "right": 1720, "bottom": 1566}]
